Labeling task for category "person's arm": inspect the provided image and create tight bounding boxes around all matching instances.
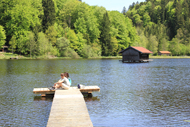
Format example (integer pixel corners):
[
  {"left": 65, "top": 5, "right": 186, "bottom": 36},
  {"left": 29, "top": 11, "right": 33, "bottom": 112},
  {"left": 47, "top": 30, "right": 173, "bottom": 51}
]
[{"left": 55, "top": 79, "right": 64, "bottom": 84}]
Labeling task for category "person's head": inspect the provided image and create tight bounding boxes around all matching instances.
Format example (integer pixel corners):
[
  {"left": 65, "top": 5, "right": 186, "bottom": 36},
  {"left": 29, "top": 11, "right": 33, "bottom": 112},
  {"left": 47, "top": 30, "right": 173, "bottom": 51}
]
[
  {"left": 60, "top": 73, "right": 65, "bottom": 78},
  {"left": 64, "top": 72, "right": 69, "bottom": 78}
]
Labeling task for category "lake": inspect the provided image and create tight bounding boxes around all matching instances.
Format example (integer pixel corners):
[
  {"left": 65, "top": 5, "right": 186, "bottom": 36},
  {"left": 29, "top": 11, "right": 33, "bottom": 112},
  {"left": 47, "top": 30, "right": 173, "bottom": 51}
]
[{"left": 0, "top": 59, "right": 190, "bottom": 127}]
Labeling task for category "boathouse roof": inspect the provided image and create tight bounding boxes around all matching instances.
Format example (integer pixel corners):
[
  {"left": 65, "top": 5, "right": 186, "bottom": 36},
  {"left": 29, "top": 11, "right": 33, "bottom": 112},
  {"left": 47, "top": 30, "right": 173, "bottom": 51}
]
[
  {"left": 119, "top": 46, "right": 153, "bottom": 54},
  {"left": 159, "top": 51, "right": 171, "bottom": 54}
]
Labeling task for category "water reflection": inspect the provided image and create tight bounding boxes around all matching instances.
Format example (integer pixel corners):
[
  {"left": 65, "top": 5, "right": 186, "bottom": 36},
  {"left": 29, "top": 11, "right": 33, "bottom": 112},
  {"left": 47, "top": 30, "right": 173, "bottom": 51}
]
[
  {"left": 33, "top": 96, "right": 54, "bottom": 101},
  {"left": 84, "top": 96, "right": 100, "bottom": 102}
]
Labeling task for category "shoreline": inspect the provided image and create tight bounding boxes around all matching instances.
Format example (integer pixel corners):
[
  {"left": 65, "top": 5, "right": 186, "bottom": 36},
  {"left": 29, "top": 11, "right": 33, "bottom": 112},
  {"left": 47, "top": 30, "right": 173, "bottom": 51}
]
[
  {"left": 150, "top": 56, "right": 190, "bottom": 59},
  {"left": 1, "top": 52, "right": 190, "bottom": 59}
]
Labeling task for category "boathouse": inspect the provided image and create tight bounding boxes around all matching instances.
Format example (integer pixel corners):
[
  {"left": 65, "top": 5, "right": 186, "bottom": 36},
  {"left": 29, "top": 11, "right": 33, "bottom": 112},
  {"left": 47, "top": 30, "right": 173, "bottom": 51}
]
[
  {"left": 0, "top": 46, "right": 8, "bottom": 52},
  {"left": 119, "top": 46, "right": 153, "bottom": 63},
  {"left": 158, "top": 51, "right": 171, "bottom": 56}
]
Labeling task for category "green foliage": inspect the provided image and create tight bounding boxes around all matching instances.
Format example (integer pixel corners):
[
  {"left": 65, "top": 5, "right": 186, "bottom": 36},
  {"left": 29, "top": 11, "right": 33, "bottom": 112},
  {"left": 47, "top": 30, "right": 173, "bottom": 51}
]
[
  {"left": 81, "top": 44, "right": 94, "bottom": 58},
  {"left": 56, "top": 37, "right": 70, "bottom": 56},
  {"left": 45, "top": 26, "right": 57, "bottom": 46},
  {"left": 54, "top": 23, "right": 65, "bottom": 38},
  {"left": 134, "top": 27, "right": 148, "bottom": 48},
  {"left": 147, "top": 34, "right": 158, "bottom": 54},
  {"left": 110, "top": 37, "right": 119, "bottom": 56},
  {"left": 133, "top": 14, "right": 143, "bottom": 27},
  {"left": 17, "top": 32, "right": 30, "bottom": 55},
  {"left": 109, "top": 11, "right": 139, "bottom": 52},
  {"left": 5, "top": 0, "right": 40, "bottom": 38},
  {"left": 100, "top": 12, "right": 111, "bottom": 56},
  {"left": 66, "top": 29, "right": 79, "bottom": 51},
  {"left": 42, "top": 0, "right": 56, "bottom": 32},
  {"left": 27, "top": 32, "right": 37, "bottom": 57},
  {"left": 64, "top": 48, "right": 80, "bottom": 58},
  {"left": 143, "top": 13, "right": 151, "bottom": 27},
  {"left": 74, "top": 3, "right": 100, "bottom": 43},
  {"left": 37, "top": 32, "right": 50, "bottom": 56},
  {"left": 9, "top": 35, "right": 17, "bottom": 53},
  {"left": 58, "top": 0, "right": 78, "bottom": 28},
  {"left": 0, "top": 25, "right": 6, "bottom": 48}
]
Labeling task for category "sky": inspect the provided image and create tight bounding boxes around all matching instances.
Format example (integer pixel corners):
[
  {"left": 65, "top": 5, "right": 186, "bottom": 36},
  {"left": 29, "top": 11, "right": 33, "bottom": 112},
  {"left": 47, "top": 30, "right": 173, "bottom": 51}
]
[{"left": 82, "top": 0, "right": 146, "bottom": 12}]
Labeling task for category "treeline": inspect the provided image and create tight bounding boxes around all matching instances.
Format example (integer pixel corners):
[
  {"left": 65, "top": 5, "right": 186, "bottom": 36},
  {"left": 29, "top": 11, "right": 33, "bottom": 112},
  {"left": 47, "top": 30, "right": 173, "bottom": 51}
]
[
  {"left": 124, "top": 0, "right": 190, "bottom": 55},
  {"left": 0, "top": 0, "right": 138, "bottom": 58}
]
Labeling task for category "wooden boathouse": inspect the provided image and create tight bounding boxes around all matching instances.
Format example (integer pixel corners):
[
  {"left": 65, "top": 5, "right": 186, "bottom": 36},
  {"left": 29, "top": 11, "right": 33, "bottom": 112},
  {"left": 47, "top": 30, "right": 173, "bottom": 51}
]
[
  {"left": 119, "top": 46, "right": 153, "bottom": 63},
  {"left": 158, "top": 51, "right": 171, "bottom": 56}
]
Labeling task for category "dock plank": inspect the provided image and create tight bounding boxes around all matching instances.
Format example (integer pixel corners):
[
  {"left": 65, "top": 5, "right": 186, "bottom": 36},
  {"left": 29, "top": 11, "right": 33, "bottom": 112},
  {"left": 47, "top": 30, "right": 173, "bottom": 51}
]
[
  {"left": 46, "top": 89, "right": 93, "bottom": 127},
  {"left": 33, "top": 86, "right": 100, "bottom": 96}
]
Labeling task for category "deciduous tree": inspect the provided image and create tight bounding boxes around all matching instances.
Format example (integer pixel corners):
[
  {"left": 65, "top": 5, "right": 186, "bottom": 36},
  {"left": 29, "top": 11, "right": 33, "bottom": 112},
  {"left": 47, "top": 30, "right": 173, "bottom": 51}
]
[{"left": 0, "top": 26, "right": 6, "bottom": 48}]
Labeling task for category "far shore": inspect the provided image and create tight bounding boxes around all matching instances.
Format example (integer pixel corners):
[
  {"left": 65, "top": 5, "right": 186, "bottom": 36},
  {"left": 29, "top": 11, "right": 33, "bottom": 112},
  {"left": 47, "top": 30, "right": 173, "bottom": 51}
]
[
  {"left": 150, "top": 56, "right": 190, "bottom": 59},
  {"left": 1, "top": 52, "right": 190, "bottom": 59}
]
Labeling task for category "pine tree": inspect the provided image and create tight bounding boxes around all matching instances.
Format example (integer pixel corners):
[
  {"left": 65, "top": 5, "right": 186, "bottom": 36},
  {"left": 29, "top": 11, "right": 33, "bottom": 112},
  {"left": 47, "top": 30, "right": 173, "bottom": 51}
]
[
  {"left": 122, "top": 6, "right": 127, "bottom": 15},
  {"left": 42, "top": 0, "right": 56, "bottom": 32},
  {"left": 100, "top": 12, "right": 111, "bottom": 56},
  {"left": 183, "top": 0, "right": 189, "bottom": 21},
  {"left": 160, "top": 0, "right": 166, "bottom": 24},
  {"left": 175, "top": 1, "right": 184, "bottom": 30}
]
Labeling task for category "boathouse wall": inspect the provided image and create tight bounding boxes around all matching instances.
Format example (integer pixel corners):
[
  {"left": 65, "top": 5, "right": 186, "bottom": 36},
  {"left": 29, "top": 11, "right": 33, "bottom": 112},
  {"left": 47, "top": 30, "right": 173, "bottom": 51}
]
[
  {"left": 122, "top": 48, "right": 140, "bottom": 62},
  {"left": 119, "top": 46, "right": 152, "bottom": 63}
]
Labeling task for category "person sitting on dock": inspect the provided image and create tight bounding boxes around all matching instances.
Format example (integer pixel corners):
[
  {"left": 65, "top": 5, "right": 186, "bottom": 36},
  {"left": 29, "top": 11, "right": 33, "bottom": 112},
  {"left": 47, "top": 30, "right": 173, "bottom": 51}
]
[{"left": 50, "top": 72, "right": 71, "bottom": 90}]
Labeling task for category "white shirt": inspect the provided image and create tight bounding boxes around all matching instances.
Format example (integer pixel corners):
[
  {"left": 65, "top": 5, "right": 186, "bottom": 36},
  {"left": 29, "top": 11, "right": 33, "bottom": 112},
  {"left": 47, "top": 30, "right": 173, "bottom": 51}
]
[{"left": 59, "top": 77, "right": 71, "bottom": 86}]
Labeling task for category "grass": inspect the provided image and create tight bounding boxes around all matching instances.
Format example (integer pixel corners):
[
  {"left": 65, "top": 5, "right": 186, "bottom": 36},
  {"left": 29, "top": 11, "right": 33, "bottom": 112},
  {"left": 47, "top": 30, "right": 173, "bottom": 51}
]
[{"left": 0, "top": 52, "right": 20, "bottom": 59}]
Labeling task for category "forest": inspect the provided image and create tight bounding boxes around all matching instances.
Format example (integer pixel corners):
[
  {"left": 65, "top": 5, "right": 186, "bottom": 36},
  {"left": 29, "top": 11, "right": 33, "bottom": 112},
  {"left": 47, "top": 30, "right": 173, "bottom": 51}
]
[{"left": 0, "top": 0, "right": 190, "bottom": 58}]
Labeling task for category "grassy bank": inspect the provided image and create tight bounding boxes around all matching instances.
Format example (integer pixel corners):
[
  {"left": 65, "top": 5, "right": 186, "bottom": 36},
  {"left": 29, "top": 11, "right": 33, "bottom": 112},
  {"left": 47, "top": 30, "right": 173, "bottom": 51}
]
[
  {"left": 0, "top": 52, "right": 122, "bottom": 59},
  {"left": 0, "top": 52, "right": 24, "bottom": 59}
]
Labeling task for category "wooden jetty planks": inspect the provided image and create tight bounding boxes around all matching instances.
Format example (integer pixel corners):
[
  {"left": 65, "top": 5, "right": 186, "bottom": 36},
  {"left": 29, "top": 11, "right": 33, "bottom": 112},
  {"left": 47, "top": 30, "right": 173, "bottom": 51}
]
[
  {"left": 33, "top": 86, "right": 100, "bottom": 96},
  {"left": 46, "top": 89, "right": 93, "bottom": 127}
]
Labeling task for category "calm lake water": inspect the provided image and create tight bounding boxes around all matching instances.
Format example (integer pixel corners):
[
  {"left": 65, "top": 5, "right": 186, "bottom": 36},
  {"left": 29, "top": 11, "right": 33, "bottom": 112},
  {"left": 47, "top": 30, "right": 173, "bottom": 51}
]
[{"left": 0, "top": 59, "right": 190, "bottom": 127}]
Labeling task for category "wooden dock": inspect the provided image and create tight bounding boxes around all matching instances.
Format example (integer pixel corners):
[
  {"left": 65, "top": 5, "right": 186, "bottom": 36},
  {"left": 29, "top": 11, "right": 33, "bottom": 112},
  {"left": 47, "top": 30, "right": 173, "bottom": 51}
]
[
  {"left": 33, "top": 86, "right": 100, "bottom": 96},
  {"left": 46, "top": 89, "right": 93, "bottom": 127}
]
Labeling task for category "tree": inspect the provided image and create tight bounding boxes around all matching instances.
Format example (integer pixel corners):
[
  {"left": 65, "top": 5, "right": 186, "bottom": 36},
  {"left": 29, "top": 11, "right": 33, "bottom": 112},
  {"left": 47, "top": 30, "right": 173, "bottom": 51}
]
[
  {"left": 58, "top": 0, "right": 78, "bottom": 28},
  {"left": 27, "top": 32, "right": 37, "bottom": 57},
  {"left": 74, "top": 3, "right": 100, "bottom": 43},
  {"left": 175, "top": 0, "right": 184, "bottom": 30},
  {"left": 9, "top": 35, "right": 17, "bottom": 54},
  {"left": 143, "top": 12, "right": 151, "bottom": 27},
  {"left": 37, "top": 32, "right": 50, "bottom": 56},
  {"left": 122, "top": 6, "right": 127, "bottom": 15},
  {"left": 109, "top": 11, "right": 139, "bottom": 51},
  {"left": 100, "top": 12, "right": 111, "bottom": 56},
  {"left": 4, "top": 0, "right": 41, "bottom": 50},
  {"left": 133, "top": 14, "right": 143, "bottom": 27},
  {"left": 17, "top": 33, "right": 29, "bottom": 55},
  {"left": 160, "top": 0, "right": 166, "bottom": 23},
  {"left": 42, "top": 0, "right": 56, "bottom": 32},
  {"left": 66, "top": 29, "right": 80, "bottom": 52},
  {"left": 0, "top": 25, "right": 6, "bottom": 48},
  {"left": 56, "top": 37, "right": 70, "bottom": 56},
  {"left": 45, "top": 26, "right": 57, "bottom": 46},
  {"left": 147, "top": 34, "right": 158, "bottom": 54}
]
